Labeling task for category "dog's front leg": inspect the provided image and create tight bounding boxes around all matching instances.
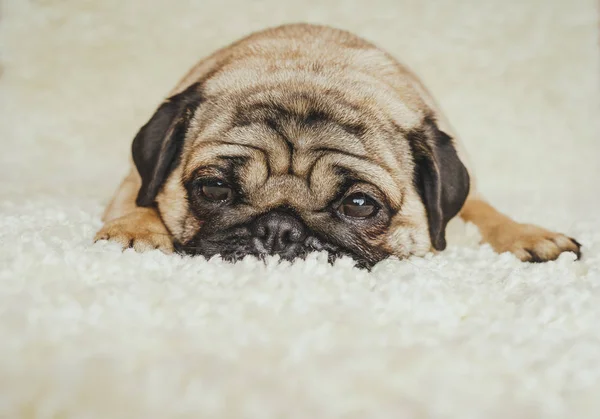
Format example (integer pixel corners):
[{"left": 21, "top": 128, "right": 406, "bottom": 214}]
[
  {"left": 94, "top": 167, "right": 174, "bottom": 253},
  {"left": 460, "top": 197, "right": 581, "bottom": 262}
]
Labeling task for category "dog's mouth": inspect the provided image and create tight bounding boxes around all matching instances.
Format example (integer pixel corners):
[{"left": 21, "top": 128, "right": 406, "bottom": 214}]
[{"left": 173, "top": 234, "right": 380, "bottom": 270}]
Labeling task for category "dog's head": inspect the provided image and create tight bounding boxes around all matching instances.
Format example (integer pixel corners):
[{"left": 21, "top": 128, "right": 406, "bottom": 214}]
[{"left": 132, "top": 70, "right": 469, "bottom": 268}]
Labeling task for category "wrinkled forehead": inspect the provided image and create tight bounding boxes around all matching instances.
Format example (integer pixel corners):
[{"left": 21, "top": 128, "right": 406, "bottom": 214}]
[{"left": 181, "top": 91, "right": 415, "bottom": 210}]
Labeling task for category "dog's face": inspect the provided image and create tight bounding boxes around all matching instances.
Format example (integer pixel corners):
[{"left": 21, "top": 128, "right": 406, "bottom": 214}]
[{"left": 131, "top": 55, "right": 469, "bottom": 268}]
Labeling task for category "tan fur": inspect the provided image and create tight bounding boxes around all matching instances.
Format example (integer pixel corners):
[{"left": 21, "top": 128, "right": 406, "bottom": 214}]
[
  {"left": 95, "top": 204, "right": 173, "bottom": 253},
  {"left": 96, "top": 24, "right": 580, "bottom": 263},
  {"left": 95, "top": 165, "right": 173, "bottom": 252},
  {"left": 460, "top": 199, "right": 580, "bottom": 261}
]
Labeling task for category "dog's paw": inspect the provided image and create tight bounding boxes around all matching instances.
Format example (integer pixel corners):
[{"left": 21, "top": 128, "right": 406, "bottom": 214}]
[
  {"left": 488, "top": 222, "right": 581, "bottom": 262},
  {"left": 94, "top": 210, "right": 174, "bottom": 253}
]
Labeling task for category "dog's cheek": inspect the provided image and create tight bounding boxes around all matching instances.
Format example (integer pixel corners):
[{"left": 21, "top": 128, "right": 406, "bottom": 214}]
[
  {"left": 384, "top": 223, "right": 430, "bottom": 258},
  {"left": 384, "top": 194, "right": 432, "bottom": 258},
  {"left": 155, "top": 167, "right": 202, "bottom": 243}
]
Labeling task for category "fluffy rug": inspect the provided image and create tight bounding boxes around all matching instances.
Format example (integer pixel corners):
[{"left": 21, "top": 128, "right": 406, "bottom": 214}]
[{"left": 1, "top": 0, "right": 599, "bottom": 417}]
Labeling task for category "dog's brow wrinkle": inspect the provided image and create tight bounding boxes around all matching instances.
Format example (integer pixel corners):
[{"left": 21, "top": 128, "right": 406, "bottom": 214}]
[
  {"left": 263, "top": 117, "right": 296, "bottom": 174},
  {"left": 312, "top": 147, "right": 367, "bottom": 159},
  {"left": 306, "top": 149, "right": 375, "bottom": 186},
  {"left": 209, "top": 140, "right": 265, "bottom": 152}
]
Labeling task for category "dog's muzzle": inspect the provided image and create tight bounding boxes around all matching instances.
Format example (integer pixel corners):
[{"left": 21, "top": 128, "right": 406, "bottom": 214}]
[{"left": 176, "top": 209, "right": 377, "bottom": 269}]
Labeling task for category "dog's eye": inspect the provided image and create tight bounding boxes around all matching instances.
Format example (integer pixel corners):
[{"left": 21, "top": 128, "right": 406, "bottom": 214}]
[
  {"left": 338, "top": 193, "right": 378, "bottom": 218},
  {"left": 200, "top": 180, "right": 233, "bottom": 202}
]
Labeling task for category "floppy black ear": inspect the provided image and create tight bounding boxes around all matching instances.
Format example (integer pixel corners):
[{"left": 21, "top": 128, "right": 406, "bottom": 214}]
[
  {"left": 132, "top": 83, "right": 203, "bottom": 207},
  {"left": 408, "top": 116, "right": 470, "bottom": 250}
]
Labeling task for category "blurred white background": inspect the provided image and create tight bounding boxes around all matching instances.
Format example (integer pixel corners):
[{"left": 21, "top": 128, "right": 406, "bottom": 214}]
[{"left": 1, "top": 0, "right": 597, "bottom": 210}]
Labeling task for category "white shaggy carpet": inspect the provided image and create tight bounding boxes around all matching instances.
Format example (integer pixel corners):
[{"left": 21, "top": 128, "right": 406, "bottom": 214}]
[{"left": 1, "top": 0, "right": 599, "bottom": 417}]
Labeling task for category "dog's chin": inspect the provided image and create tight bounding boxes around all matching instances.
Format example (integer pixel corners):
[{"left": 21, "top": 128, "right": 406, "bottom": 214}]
[{"left": 173, "top": 235, "right": 381, "bottom": 270}]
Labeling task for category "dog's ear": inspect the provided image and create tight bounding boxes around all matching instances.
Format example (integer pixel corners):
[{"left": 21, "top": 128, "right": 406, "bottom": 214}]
[
  {"left": 408, "top": 116, "right": 470, "bottom": 250},
  {"left": 132, "top": 83, "right": 203, "bottom": 207}
]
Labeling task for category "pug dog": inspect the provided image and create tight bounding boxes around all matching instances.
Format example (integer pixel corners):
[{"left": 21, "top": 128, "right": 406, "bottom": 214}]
[{"left": 95, "top": 23, "right": 581, "bottom": 268}]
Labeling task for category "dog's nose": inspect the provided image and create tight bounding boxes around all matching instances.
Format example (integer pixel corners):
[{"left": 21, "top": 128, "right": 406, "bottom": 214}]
[{"left": 251, "top": 211, "right": 306, "bottom": 257}]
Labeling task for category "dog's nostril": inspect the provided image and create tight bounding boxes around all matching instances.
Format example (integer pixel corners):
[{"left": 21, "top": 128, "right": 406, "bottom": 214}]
[
  {"left": 274, "top": 228, "right": 291, "bottom": 252},
  {"left": 280, "top": 230, "right": 292, "bottom": 245},
  {"left": 280, "top": 226, "right": 303, "bottom": 244}
]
